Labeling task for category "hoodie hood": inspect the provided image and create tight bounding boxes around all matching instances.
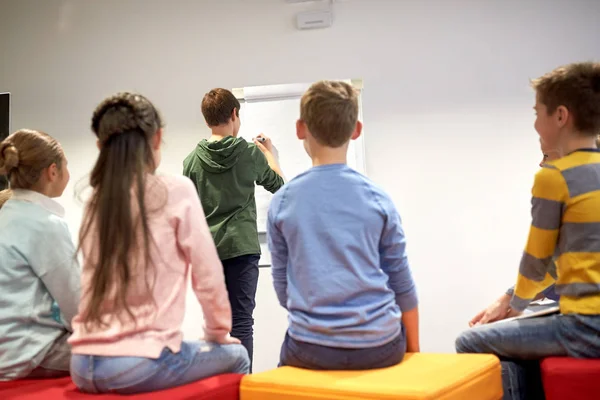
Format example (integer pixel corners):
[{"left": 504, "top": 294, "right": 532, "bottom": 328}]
[{"left": 194, "top": 136, "right": 248, "bottom": 173}]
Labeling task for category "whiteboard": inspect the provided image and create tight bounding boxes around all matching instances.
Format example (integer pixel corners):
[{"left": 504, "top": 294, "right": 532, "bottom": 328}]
[{"left": 234, "top": 81, "right": 366, "bottom": 247}]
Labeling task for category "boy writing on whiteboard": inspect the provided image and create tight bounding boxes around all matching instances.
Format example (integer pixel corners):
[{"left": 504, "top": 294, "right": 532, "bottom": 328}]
[
  {"left": 267, "top": 81, "right": 419, "bottom": 370},
  {"left": 183, "top": 88, "right": 285, "bottom": 371},
  {"left": 456, "top": 62, "right": 600, "bottom": 400}
]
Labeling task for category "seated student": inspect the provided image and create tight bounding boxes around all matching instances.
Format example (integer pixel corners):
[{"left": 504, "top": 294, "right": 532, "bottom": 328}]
[
  {"left": 267, "top": 81, "right": 419, "bottom": 370},
  {"left": 471, "top": 135, "right": 600, "bottom": 327},
  {"left": 183, "top": 88, "right": 284, "bottom": 372},
  {"left": 469, "top": 138, "right": 561, "bottom": 327},
  {"left": 0, "top": 129, "right": 80, "bottom": 380},
  {"left": 68, "top": 93, "right": 250, "bottom": 394},
  {"left": 456, "top": 62, "right": 600, "bottom": 400}
]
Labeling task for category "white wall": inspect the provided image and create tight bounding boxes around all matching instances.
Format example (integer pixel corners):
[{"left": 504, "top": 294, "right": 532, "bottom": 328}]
[{"left": 1, "top": 0, "right": 599, "bottom": 364}]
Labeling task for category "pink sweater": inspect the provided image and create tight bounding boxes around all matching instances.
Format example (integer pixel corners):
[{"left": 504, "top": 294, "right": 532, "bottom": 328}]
[{"left": 68, "top": 175, "right": 231, "bottom": 358}]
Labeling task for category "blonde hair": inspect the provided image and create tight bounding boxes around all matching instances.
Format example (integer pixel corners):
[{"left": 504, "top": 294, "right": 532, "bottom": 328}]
[
  {"left": 0, "top": 189, "right": 12, "bottom": 209},
  {"left": 300, "top": 81, "right": 359, "bottom": 148},
  {"left": 0, "top": 129, "right": 65, "bottom": 205},
  {"left": 531, "top": 62, "right": 600, "bottom": 135}
]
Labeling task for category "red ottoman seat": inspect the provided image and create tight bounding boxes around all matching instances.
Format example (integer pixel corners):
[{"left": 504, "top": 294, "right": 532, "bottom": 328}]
[
  {"left": 541, "top": 357, "right": 600, "bottom": 400},
  {"left": 0, "top": 373, "right": 243, "bottom": 400}
]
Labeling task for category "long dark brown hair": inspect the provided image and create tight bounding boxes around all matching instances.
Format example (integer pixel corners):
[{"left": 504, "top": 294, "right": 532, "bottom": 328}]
[{"left": 79, "top": 93, "right": 162, "bottom": 327}]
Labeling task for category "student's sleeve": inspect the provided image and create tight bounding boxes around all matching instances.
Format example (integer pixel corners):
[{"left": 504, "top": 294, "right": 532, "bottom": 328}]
[
  {"left": 267, "top": 191, "right": 289, "bottom": 309},
  {"left": 182, "top": 156, "right": 189, "bottom": 176},
  {"left": 31, "top": 220, "right": 81, "bottom": 332},
  {"left": 507, "top": 261, "right": 558, "bottom": 300},
  {"left": 182, "top": 156, "right": 198, "bottom": 189},
  {"left": 252, "top": 146, "right": 284, "bottom": 194},
  {"left": 511, "top": 167, "right": 566, "bottom": 312},
  {"left": 176, "top": 178, "right": 232, "bottom": 341},
  {"left": 379, "top": 196, "right": 418, "bottom": 312}
]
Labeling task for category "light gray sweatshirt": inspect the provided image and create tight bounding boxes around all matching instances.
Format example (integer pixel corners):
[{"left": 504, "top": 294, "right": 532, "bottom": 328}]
[{"left": 0, "top": 190, "right": 80, "bottom": 380}]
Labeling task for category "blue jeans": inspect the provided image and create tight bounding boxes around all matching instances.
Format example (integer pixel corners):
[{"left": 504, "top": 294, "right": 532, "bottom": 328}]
[
  {"left": 70, "top": 341, "right": 250, "bottom": 394},
  {"left": 222, "top": 254, "right": 259, "bottom": 373},
  {"left": 280, "top": 326, "right": 406, "bottom": 370},
  {"left": 455, "top": 314, "right": 600, "bottom": 400}
]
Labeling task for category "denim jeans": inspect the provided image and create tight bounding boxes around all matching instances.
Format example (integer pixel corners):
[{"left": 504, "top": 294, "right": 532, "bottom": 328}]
[
  {"left": 455, "top": 314, "right": 600, "bottom": 400},
  {"left": 70, "top": 341, "right": 249, "bottom": 394},
  {"left": 222, "top": 254, "right": 259, "bottom": 372},
  {"left": 280, "top": 325, "right": 406, "bottom": 370}
]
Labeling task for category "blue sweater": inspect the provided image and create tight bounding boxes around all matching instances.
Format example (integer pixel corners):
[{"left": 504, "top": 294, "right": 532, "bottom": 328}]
[
  {"left": 267, "top": 164, "right": 418, "bottom": 348},
  {"left": 0, "top": 190, "right": 80, "bottom": 380}
]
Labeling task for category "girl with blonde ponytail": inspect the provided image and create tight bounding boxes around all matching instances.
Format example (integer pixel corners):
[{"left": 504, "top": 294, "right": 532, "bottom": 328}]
[{"left": 0, "top": 129, "right": 80, "bottom": 380}]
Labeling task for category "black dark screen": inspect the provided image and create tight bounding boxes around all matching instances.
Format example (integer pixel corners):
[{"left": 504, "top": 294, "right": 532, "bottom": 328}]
[{"left": 0, "top": 93, "right": 10, "bottom": 190}]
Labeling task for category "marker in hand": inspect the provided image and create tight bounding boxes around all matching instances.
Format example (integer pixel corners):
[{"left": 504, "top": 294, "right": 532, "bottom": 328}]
[{"left": 253, "top": 134, "right": 272, "bottom": 153}]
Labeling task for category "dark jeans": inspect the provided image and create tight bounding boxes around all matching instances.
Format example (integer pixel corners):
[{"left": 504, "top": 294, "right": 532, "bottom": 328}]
[
  {"left": 222, "top": 254, "right": 259, "bottom": 373},
  {"left": 280, "top": 326, "right": 406, "bottom": 370}
]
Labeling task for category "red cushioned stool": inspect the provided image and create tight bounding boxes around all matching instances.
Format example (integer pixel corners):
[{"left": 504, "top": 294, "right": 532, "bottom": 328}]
[
  {"left": 541, "top": 357, "right": 600, "bottom": 400},
  {"left": 0, "top": 373, "right": 243, "bottom": 400}
]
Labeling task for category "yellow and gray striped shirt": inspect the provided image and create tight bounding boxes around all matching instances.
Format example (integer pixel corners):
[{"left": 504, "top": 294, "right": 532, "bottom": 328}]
[{"left": 512, "top": 149, "right": 600, "bottom": 315}]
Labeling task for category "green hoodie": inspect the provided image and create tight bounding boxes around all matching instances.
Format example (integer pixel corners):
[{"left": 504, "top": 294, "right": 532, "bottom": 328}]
[{"left": 183, "top": 136, "right": 284, "bottom": 261}]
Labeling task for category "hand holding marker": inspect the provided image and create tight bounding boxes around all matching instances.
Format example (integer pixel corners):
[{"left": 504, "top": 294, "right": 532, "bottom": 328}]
[
  {"left": 253, "top": 133, "right": 273, "bottom": 153},
  {"left": 253, "top": 133, "right": 285, "bottom": 180}
]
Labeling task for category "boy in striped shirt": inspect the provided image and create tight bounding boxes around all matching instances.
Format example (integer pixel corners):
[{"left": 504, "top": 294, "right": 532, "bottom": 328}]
[{"left": 456, "top": 62, "right": 600, "bottom": 400}]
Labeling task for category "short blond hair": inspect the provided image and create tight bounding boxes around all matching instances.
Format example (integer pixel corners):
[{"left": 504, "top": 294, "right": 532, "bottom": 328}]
[
  {"left": 531, "top": 62, "right": 600, "bottom": 135},
  {"left": 300, "top": 81, "right": 359, "bottom": 148}
]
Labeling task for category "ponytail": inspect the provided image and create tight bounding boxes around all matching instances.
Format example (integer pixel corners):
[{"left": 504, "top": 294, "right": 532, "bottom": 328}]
[{"left": 79, "top": 93, "right": 163, "bottom": 327}]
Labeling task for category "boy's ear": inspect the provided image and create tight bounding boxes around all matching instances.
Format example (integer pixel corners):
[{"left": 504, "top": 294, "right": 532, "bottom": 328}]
[
  {"left": 555, "top": 105, "right": 569, "bottom": 128},
  {"left": 351, "top": 121, "right": 363, "bottom": 141},
  {"left": 231, "top": 108, "right": 238, "bottom": 122},
  {"left": 96, "top": 140, "right": 101, "bottom": 150},
  {"left": 296, "top": 119, "right": 307, "bottom": 140}
]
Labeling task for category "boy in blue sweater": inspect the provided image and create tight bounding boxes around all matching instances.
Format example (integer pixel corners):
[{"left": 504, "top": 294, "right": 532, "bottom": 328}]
[{"left": 267, "top": 81, "right": 419, "bottom": 370}]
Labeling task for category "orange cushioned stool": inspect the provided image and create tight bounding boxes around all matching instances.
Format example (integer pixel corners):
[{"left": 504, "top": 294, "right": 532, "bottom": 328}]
[
  {"left": 541, "top": 357, "right": 600, "bottom": 400},
  {"left": 0, "top": 373, "right": 243, "bottom": 400},
  {"left": 240, "top": 353, "right": 502, "bottom": 400}
]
